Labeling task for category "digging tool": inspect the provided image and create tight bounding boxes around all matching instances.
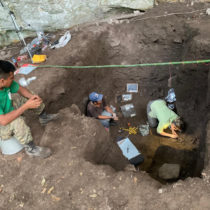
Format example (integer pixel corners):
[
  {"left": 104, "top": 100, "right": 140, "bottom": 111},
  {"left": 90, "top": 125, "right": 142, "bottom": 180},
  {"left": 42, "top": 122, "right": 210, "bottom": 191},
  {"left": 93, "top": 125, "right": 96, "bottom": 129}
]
[{"left": 120, "top": 126, "right": 138, "bottom": 135}]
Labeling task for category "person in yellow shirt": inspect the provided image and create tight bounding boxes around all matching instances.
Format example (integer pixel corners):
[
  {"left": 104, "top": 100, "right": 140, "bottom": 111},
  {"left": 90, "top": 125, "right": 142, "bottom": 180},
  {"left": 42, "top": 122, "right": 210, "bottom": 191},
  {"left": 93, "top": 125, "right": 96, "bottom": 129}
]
[{"left": 147, "top": 99, "right": 183, "bottom": 138}]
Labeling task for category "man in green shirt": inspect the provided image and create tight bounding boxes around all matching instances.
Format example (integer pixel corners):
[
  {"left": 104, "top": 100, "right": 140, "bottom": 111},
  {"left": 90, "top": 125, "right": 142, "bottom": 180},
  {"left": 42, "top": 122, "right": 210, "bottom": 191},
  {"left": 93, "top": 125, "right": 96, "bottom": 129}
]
[
  {"left": 0, "top": 60, "right": 58, "bottom": 158},
  {"left": 147, "top": 99, "right": 183, "bottom": 139}
]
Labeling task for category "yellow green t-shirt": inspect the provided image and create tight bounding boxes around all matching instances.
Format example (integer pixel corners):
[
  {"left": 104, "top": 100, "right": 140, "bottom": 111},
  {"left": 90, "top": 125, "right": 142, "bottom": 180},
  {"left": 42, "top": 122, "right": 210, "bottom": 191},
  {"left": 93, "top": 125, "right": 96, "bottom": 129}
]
[
  {"left": 0, "top": 81, "right": 19, "bottom": 115},
  {"left": 149, "top": 100, "right": 178, "bottom": 134}
]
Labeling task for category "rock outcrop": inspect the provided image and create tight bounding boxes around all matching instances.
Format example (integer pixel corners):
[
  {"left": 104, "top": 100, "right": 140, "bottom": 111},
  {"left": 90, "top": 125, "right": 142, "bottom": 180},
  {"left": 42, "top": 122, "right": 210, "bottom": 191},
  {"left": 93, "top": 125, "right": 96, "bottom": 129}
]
[{"left": 0, "top": 0, "right": 154, "bottom": 45}]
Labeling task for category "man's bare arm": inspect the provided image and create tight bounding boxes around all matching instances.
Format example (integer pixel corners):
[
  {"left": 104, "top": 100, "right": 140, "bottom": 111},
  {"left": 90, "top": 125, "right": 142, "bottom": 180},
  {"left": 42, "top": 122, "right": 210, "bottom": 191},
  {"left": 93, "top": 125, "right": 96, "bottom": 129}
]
[
  {"left": 97, "top": 115, "right": 113, "bottom": 120},
  {"left": 0, "top": 96, "right": 42, "bottom": 126},
  {"left": 18, "top": 86, "right": 34, "bottom": 99},
  {"left": 0, "top": 105, "right": 28, "bottom": 126},
  {"left": 160, "top": 131, "right": 178, "bottom": 139}
]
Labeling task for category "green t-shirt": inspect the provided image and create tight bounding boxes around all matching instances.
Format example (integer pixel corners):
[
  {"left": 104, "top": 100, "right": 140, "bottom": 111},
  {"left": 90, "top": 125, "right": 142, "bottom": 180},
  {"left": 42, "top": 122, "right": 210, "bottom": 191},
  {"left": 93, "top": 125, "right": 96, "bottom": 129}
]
[
  {"left": 149, "top": 100, "right": 178, "bottom": 134},
  {"left": 0, "top": 81, "right": 19, "bottom": 115}
]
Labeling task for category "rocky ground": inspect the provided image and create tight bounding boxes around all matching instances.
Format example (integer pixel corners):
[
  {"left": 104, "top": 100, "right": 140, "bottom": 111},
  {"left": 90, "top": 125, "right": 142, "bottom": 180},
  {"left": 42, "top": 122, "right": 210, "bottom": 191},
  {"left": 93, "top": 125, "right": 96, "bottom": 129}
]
[{"left": 0, "top": 2, "right": 210, "bottom": 210}]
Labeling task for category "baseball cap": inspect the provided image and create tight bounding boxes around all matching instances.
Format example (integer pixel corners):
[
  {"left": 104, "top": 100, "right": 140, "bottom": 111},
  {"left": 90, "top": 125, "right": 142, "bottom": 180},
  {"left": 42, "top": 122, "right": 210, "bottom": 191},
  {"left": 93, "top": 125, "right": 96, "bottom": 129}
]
[{"left": 89, "top": 92, "right": 103, "bottom": 102}]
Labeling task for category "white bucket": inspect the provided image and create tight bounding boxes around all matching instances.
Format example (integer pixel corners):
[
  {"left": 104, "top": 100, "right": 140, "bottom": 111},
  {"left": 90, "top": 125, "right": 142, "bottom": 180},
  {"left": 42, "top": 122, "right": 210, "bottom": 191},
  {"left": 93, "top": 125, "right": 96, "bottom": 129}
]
[{"left": 0, "top": 137, "right": 24, "bottom": 155}]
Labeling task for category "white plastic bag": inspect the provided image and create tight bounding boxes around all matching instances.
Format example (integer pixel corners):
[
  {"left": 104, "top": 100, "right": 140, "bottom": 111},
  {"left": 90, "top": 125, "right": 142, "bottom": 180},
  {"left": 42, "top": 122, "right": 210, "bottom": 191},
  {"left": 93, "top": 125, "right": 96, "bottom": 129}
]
[{"left": 51, "top": 31, "right": 71, "bottom": 49}]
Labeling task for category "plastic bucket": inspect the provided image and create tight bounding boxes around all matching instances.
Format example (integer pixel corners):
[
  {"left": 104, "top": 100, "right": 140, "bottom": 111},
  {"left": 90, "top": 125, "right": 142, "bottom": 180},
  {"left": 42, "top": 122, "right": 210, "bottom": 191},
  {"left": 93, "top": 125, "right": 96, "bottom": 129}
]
[{"left": 0, "top": 137, "right": 24, "bottom": 155}]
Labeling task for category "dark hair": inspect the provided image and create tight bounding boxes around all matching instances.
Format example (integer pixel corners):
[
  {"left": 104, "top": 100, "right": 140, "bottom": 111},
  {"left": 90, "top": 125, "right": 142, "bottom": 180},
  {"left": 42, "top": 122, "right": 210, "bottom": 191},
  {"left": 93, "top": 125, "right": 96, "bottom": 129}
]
[
  {"left": 172, "top": 117, "right": 185, "bottom": 131},
  {"left": 0, "top": 60, "right": 16, "bottom": 79}
]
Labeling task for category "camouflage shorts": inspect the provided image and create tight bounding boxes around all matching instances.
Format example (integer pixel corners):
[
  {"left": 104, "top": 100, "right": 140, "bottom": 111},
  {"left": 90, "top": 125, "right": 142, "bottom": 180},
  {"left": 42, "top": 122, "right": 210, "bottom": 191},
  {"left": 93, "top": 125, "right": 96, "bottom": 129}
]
[{"left": 0, "top": 94, "right": 45, "bottom": 145}]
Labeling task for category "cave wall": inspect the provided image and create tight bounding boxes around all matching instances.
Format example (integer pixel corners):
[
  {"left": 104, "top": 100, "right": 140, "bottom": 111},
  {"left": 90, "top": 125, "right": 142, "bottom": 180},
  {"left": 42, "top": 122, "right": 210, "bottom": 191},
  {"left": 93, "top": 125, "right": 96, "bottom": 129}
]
[{"left": 0, "top": 0, "right": 154, "bottom": 46}]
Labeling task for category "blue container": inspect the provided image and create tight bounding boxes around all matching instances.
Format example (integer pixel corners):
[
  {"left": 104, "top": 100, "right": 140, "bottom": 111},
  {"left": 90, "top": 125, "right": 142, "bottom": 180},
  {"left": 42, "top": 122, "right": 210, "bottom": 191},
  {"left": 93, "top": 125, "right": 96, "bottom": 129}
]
[{"left": 0, "top": 137, "right": 24, "bottom": 155}]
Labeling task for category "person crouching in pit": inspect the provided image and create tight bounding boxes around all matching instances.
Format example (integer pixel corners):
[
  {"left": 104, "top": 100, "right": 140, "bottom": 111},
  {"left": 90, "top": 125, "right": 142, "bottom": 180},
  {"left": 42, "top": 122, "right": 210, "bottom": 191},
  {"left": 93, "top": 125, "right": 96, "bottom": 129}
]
[
  {"left": 0, "top": 60, "right": 59, "bottom": 158},
  {"left": 87, "top": 92, "right": 118, "bottom": 131},
  {"left": 147, "top": 99, "right": 183, "bottom": 139}
]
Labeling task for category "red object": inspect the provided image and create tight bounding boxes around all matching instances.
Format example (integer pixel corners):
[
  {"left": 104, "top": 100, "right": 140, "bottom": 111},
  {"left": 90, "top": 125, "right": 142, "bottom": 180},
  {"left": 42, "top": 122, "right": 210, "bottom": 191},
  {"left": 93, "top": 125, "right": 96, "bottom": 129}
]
[
  {"left": 12, "top": 58, "right": 18, "bottom": 68},
  {"left": 128, "top": 123, "right": 131, "bottom": 127},
  {"left": 17, "top": 55, "right": 28, "bottom": 61}
]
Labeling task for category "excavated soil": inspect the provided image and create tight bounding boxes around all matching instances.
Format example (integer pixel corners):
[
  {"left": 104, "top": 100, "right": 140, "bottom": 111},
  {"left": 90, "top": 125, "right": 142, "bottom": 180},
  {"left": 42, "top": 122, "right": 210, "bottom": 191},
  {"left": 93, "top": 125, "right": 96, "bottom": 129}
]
[{"left": 0, "top": 2, "right": 210, "bottom": 210}]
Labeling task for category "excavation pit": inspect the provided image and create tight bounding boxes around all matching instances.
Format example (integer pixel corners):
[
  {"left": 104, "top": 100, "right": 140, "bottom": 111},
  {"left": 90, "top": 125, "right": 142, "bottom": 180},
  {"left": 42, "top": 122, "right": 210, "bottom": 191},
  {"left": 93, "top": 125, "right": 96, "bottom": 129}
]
[
  {"left": 1, "top": 3, "right": 210, "bottom": 209},
  {"left": 46, "top": 13, "right": 209, "bottom": 182}
]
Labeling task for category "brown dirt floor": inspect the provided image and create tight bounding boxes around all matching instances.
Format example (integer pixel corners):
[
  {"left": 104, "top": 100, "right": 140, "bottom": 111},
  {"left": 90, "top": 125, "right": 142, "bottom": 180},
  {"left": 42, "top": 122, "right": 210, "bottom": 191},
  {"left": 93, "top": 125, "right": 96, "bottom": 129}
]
[{"left": 0, "top": 2, "right": 210, "bottom": 210}]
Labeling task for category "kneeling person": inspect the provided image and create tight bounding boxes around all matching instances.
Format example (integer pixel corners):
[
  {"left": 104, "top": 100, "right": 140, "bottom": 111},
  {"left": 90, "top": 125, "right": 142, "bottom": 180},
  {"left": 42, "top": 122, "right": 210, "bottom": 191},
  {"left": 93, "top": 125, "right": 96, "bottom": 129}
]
[
  {"left": 87, "top": 92, "right": 118, "bottom": 128},
  {"left": 0, "top": 60, "right": 58, "bottom": 158},
  {"left": 147, "top": 99, "right": 183, "bottom": 139}
]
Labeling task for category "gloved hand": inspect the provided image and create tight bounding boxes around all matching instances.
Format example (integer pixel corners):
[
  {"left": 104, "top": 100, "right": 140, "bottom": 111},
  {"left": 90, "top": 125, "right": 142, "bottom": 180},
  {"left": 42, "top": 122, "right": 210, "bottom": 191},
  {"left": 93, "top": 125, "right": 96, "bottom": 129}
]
[
  {"left": 112, "top": 113, "right": 118, "bottom": 121},
  {"left": 113, "top": 116, "right": 119, "bottom": 121}
]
